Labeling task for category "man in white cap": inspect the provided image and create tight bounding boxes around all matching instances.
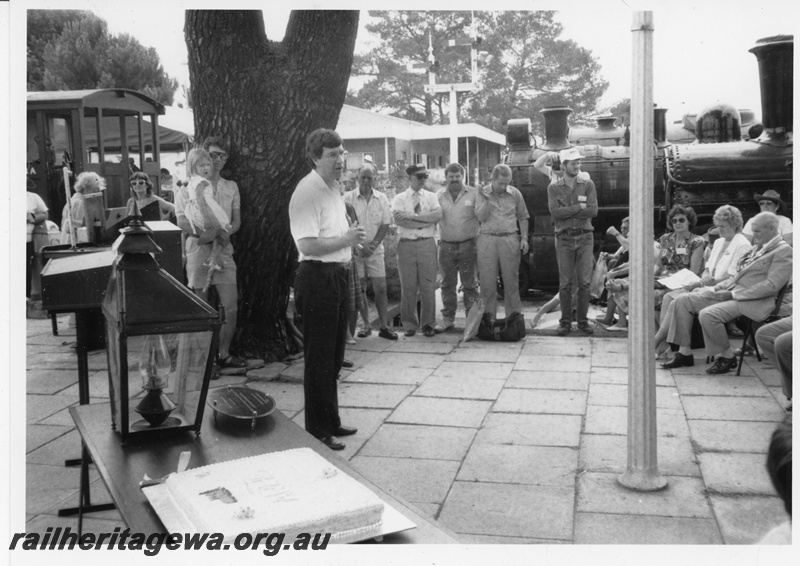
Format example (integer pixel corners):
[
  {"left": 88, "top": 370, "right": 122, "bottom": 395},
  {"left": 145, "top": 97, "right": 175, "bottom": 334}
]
[
  {"left": 546, "top": 147, "right": 598, "bottom": 336},
  {"left": 742, "top": 189, "right": 792, "bottom": 246},
  {"left": 392, "top": 164, "right": 442, "bottom": 337}
]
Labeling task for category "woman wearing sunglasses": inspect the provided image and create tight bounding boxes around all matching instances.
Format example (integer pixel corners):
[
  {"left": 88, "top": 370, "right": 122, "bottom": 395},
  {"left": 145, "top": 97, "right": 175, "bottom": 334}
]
[{"left": 125, "top": 171, "right": 175, "bottom": 222}]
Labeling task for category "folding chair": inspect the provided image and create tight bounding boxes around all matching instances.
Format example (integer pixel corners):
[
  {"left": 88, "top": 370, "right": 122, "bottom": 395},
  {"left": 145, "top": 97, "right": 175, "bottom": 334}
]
[{"left": 736, "top": 283, "right": 790, "bottom": 376}]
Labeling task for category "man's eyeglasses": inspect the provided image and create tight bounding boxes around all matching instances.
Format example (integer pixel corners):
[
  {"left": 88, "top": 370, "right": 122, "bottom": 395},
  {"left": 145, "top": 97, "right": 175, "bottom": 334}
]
[
  {"left": 130, "top": 180, "right": 147, "bottom": 186},
  {"left": 671, "top": 217, "right": 687, "bottom": 224},
  {"left": 758, "top": 200, "right": 775, "bottom": 207},
  {"left": 415, "top": 173, "right": 428, "bottom": 180},
  {"left": 209, "top": 151, "right": 228, "bottom": 160},
  {"left": 322, "top": 150, "right": 347, "bottom": 160}
]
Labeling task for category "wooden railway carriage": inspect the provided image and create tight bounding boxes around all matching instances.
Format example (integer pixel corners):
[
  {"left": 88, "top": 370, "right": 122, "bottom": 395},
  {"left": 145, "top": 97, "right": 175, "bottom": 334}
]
[{"left": 26, "top": 89, "right": 169, "bottom": 238}]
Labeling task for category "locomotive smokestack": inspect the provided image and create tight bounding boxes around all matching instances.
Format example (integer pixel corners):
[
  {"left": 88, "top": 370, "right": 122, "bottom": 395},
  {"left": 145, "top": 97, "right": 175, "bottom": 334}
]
[
  {"left": 749, "top": 35, "right": 793, "bottom": 140},
  {"left": 540, "top": 106, "right": 572, "bottom": 150},
  {"left": 654, "top": 108, "right": 669, "bottom": 148},
  {"left": 596, "top": 115, "right": 617, "bottom": 130}
]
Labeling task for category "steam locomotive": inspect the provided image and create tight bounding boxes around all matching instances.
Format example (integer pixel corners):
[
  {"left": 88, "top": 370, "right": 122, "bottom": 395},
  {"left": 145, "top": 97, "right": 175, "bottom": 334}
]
[{"left": 504, "top": 34, "right": 793, "bottom": 291}]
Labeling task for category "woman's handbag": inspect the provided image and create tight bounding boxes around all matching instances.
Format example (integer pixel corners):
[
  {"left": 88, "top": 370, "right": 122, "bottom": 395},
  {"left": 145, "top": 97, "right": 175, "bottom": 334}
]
[
  {"left": 590, "top": 255, "right": 608, "bottom": 299},
  {"left": 478, "top": 312, "right": 526, "bottom": 342}
]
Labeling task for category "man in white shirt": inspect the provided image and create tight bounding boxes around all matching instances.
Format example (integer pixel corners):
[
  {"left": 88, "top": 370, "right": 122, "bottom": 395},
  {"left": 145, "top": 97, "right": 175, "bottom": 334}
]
[
  {"left": 391, "top": 164, "right": 442, "bottom": 337},
  {"left": 289, "top": 129, "right": 366, "bottom": 451},
  {"left": 742, "top": 189, "right": 792, "bottom": 246}
]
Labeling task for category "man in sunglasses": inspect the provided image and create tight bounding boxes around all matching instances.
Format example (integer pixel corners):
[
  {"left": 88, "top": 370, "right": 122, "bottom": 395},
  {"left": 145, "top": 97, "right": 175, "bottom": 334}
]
[{"left": 391, "top": 164, "right": 442, "bottom": 337}]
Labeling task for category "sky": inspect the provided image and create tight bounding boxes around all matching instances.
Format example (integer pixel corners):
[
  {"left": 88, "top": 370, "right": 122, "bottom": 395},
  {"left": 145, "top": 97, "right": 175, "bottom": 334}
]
[{"left": 18, "top": 0, "right": 797, "bottom": 126}]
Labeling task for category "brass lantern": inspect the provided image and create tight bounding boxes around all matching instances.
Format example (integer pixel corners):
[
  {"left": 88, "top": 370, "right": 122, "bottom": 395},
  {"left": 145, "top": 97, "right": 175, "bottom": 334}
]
[{"left": 102, "top": 213, "right": 223, "bottom": 443}]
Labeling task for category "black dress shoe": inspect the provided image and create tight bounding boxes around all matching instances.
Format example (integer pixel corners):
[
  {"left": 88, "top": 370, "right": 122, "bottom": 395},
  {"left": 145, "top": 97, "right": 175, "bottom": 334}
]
[
  {"left": 341, "top": 359, "right": 354, "bottom": 368},
  {"left": 422, "top": 325, "right": 436, "bottom": 337},
  {"left": 378, "top": 327, "right": 398, "bottom": 340},
  {"left": 661, "top": 352, "right": 694, "bottom": 369},
  {"left": 318, "top": 436, "right": 345, "bottom": 450},
  {"left": 404, "top": 329, "right": 416, "bottom": 337},
  {"left": 333, "top": 425, "right": 357, "bottom": 436},
  {"left": 706, "top": 356, "right": 737, "bottom": 374}
]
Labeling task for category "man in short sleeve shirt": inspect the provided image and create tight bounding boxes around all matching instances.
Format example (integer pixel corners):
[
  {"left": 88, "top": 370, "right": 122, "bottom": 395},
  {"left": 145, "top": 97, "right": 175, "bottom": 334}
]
[
  {"left": 391, "top": 164, "right": 442, "bottom": 337},
  {"left": 343, "top": 163, "right": 397, "bottom": 340},
  {"left": 289, "top": 128, "right": 365, "bottom": 451},
  {"left": 475, "top": 164, "right": 529, "bottom": 321}
]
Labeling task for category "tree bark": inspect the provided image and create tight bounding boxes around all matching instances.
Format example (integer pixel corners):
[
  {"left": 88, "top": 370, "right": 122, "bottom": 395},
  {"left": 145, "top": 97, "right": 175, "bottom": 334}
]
[{"left": 185, "top": 10, "right": 359, "bottom": 359}]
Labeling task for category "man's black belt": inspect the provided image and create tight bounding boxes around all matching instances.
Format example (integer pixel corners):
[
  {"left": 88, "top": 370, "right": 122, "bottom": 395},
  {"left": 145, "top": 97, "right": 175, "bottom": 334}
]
[
  {"left": 399, "top": 237, "right": 434, "bottom": 243},
  {"left": 301, "top": 260, "right": 350, "bottom": 269},
  {"left": 481, "top": 232, "right": 517, "bottom": 237},
  {"left": 559, "top": 229, "right": 592, "bottom": 236},
  {"left": 440, "top": 237, "right": 476, "bottom": 244}
]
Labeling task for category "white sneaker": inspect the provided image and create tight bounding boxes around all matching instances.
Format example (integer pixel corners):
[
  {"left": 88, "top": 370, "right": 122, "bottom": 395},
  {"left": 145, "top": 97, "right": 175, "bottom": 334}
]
[{"left": 434, "top": 321, "right": 454, "bottom": 333}]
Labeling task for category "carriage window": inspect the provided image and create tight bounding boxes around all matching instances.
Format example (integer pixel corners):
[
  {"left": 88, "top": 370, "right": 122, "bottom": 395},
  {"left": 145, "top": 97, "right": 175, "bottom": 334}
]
[{"left": 49, "top": 117, "right": 72, "bottom": 164}]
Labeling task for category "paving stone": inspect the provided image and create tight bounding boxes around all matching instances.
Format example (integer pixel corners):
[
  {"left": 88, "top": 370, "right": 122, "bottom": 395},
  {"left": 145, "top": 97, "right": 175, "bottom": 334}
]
[
  {"left": 410, "top": 502, "right": 440, "bottom": 521},
  {"left": 26, "top": 429, "right": 83, "bottom": 465},
  {"left": 431, "top": 361, "right": 514, "bottom": 380},
  {"left": 360, "top": 352, "right": 444, "bottom": 369},
  {"left": 515, "top": 355, "right": 592, "bottom": 373},
  {"left": 26, "top": 352, "right": 79, "bottom": 371},
  {"left": 40, "top": 477, "right": 120, "bottom": 521},
  {"left": 577, "top": 471, "right": 713, "bottom": 518},
  {"left": 584, "top": 405, "right": 690, "bottom": 438},
  {"left": 385, "top": 340, "right": 456, "bottom": 355},
  {"left": 336, "top": 407, "right": 392, "bottom": 460},
  {"left": 26, "top": 369, "right": 79, "bottom": 395},
  {"left": 446, "top": 347, "right": 521, "bottom": 363},
  {"left": 587, "top": 384, "right": 682, "bottom": 410},
  {"left": 438, "top": 481, "right": 574, "bottom": 540},
  {"left": 673, "top": 374, "right": 771, "bottom": 397},
  {"left": 474, "top": 413, "right": 582, "bottom": 447},
  {"left": 455, "top": 339, "right": 523, "bottom": 351},
  {"left": 579, "top": 434, "right": 700, "bottom": 477},
  {"left": 506, "top": 370, "right": 590, "bottom": 390},
  {"left": 591, "top": 338, "right": 630, "bottom": 353},
  {"left": 698, "top": 452, "right": 775, "bottom": 495},
  {"left": 458, "top": 534, "right": 562, "bottom": 544},
  {"left": 388, "top": 397, "right": 491, "bottom": 428},
  {"left": 414, "top": 375, "right": 504, "bottom": 400},
  {"left": 343, "top": 366, "right": 433, "bottom": 386},
  {"left": 573, "top": 512, "right": 722, "bottom": 544},
  {"left": 752, "top": 365, "right": 783, "bottom": 387},
  {"left": 457, "top": 443, "right": 578, "bottom": 487},
  {"left": 350, "top": 456, "right": 459, "bottom": 505},
  {"left": 245, "top": 381, "right": 305, "bottom": 412},
  {"left": 589, "top": 367, "right": 628, "bottom": 385},
  {"left": 246, "top": 362, "right": 287, "bottom": 381},
  {"left": 682, "top": 396, "right": 784, "bottom": 422},
  {"left": 37, "top": 406, "right": 77, "bottom": 427},
  {"left": 338, "top": 383, "right": 416, "bottom": 409},
  {"left": 26, "top": 463, "right": 98, "bottom": 515},
  {"left": 27, "top": 424, "right": 72, "bottom": 454},
  {"left": 493, "top": 388, "right": 586, "bottom": 415},
  {"left": 279, "top": 362, "right": 305, "bottom": 382},
  {"left": 359, "top": 423, "right": 475, "bottom": 461},
  {"left": 26, "top": 394, "right": 76, "bottom": 424},
  {"left": 345, "top": 338, "right": 395, "bottom": 353},
  {"left": 520, "top": 340, "right": 591, "bottom": 357},
  {"left": 591, "top": 352, "right": 629, "bottom": 368},
  {"left": 709, "top": 494, "right": 790, "bottom": 544},
  {"left": 688, "top": 420, "right": 776, "bottom": 453}
]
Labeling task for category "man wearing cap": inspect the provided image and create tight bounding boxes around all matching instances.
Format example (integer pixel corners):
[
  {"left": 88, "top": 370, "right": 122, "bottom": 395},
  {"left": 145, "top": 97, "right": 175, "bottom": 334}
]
[
  {"left": 289, "top": 128, "right": 366, "bottom": 451},
  {"left": 435, "top": 162, "right": 480, "bottom": 333},
  {"left": 743, "top": 189, "right": 792, "bottom": 246},
  {"left": 392, "top": 164, "right": 442, "bottom": 337},
  {"left": 547, "top": 147, "right": 598, "bottom": 336},
  {"left": 475, "top": 163, "right": 530, "bottom": 322}
]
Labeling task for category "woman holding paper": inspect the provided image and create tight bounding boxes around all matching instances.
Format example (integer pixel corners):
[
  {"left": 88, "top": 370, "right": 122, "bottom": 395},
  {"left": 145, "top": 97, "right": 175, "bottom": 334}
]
[{"left": 654, "top": 205, "right": 751, "bottom": 358}]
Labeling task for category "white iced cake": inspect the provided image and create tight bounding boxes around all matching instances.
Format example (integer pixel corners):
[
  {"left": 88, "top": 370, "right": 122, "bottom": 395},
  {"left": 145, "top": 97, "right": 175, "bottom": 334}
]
[{"left": 164, "top": 448, "right": 384, "bottom": 543}]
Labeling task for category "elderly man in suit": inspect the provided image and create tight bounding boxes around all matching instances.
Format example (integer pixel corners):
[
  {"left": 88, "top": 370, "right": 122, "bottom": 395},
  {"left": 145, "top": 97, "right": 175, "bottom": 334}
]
[{"left": 662, "top": 212, "right": 792, "bottom": 374}]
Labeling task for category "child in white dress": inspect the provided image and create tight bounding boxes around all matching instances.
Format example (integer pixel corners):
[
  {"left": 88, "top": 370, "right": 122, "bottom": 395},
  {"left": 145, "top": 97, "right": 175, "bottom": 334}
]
[{"left": 183, "top": 148, "right": 233, "bottom": 292}]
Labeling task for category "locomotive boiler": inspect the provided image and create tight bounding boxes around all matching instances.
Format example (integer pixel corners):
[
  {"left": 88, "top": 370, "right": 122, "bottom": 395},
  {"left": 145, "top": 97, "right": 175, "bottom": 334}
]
[{"left": 505, "top": 34, "right": 793, "bottom": 292}]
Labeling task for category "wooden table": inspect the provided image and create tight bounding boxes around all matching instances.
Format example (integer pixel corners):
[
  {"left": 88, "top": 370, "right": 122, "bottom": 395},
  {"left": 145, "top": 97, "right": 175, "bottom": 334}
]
[{"left": 69, "top": 402, "right": 458, "bottom": 544}]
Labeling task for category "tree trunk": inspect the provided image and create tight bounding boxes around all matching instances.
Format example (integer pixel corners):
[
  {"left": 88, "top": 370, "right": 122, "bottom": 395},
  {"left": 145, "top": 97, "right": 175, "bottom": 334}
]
[{"left": 185, "top": 10, "right": 359, "bottom": 359}]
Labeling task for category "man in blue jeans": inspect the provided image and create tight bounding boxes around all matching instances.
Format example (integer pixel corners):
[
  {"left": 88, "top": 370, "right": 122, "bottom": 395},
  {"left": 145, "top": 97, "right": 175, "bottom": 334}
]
[{"left": 547, "top": 148, "right": 598, "bottom": 335}]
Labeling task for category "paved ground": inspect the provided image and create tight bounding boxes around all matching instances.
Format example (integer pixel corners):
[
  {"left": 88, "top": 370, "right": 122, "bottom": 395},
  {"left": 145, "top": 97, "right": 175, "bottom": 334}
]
[{"left": 23, "top": 296, "right": 791, "bottom": 545}]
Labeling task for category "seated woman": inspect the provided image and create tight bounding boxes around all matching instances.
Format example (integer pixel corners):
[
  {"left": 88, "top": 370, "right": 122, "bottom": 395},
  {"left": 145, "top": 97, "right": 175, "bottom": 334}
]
[
  {"left": 654, "top": 205, "right": 751, "bottom": 358},
  {"left": 605, "top": 205, "right": 705, "bottom": 331},
  {"left": 126, "top": 171, "right": 175, "bottom": 223},
  {"left": 603, "top": 241, "right": 662, "bottom": 331}
]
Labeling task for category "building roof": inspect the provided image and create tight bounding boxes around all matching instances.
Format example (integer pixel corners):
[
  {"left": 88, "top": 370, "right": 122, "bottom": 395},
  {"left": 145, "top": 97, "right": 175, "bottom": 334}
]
[{"left": 338, "top": 104, "right": 505, "bottom": 146}]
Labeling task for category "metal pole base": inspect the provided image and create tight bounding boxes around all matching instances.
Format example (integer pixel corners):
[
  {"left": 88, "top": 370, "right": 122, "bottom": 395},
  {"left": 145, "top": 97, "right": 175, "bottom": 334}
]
[{"left": 617, "top": 470, "right": 668, "bottom": 492}]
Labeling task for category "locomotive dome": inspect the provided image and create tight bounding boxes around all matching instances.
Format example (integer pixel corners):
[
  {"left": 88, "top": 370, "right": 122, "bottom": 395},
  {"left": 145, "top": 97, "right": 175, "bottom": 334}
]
[{"left": 694, "top": 103, "right": 742, "bottom": 143}]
